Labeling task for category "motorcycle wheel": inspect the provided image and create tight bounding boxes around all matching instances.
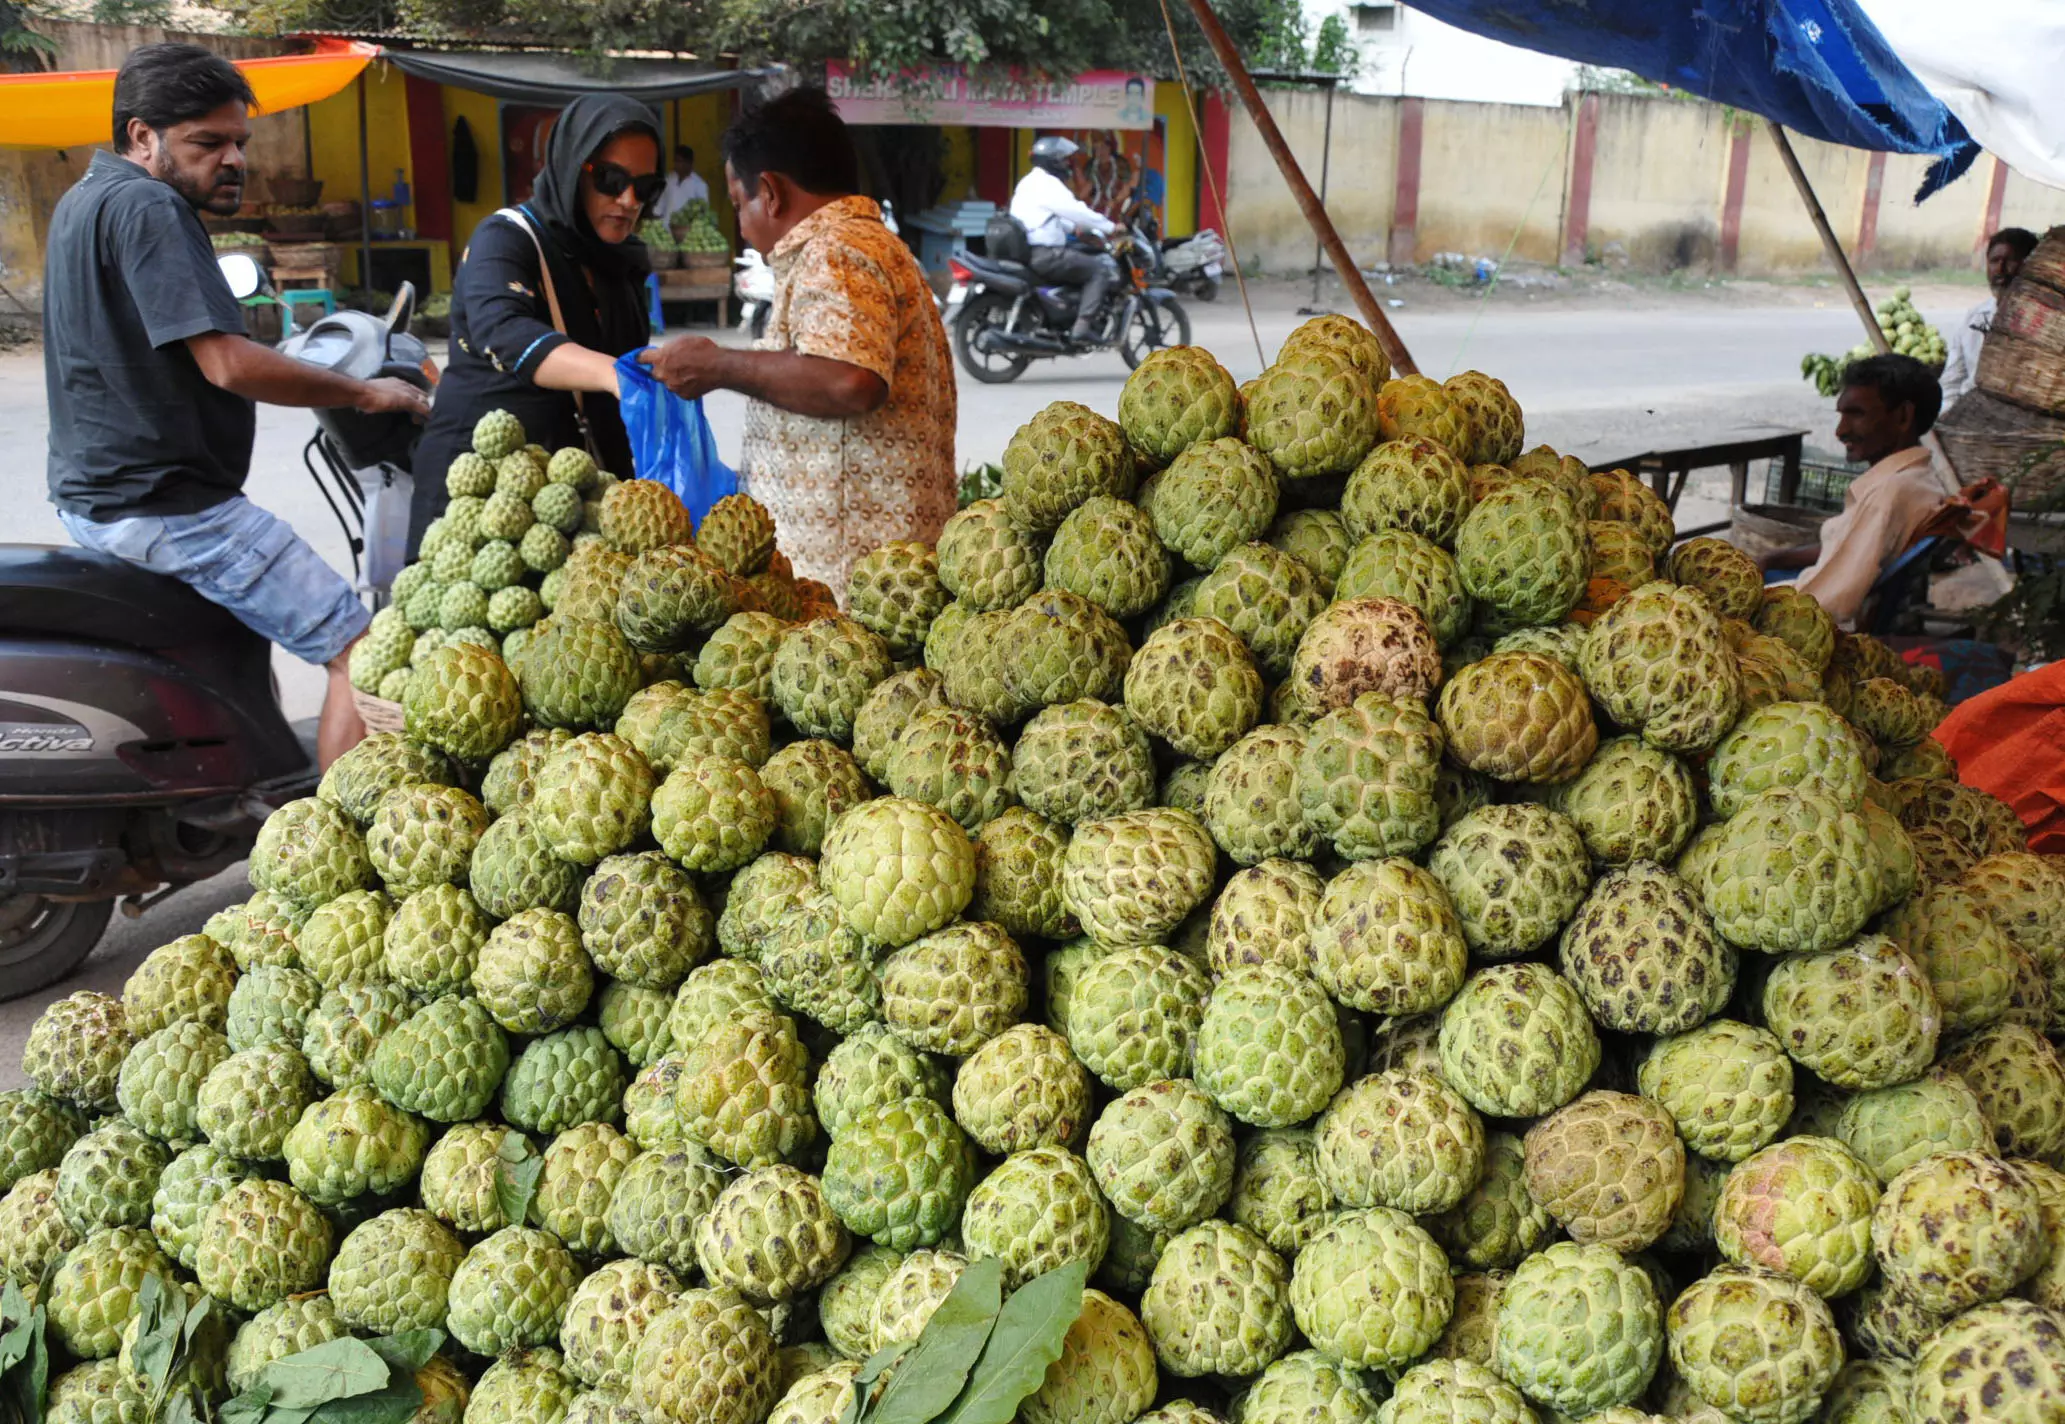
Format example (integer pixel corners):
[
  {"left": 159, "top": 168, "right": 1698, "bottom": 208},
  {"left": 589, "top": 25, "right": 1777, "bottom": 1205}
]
[
  {"left": 0, "top": 894, "right": 113, "bottom": 1002},
  {"left": 953, "top": 294, "right": 1032, "bottom": 385},
  {"left": 1192, "top": 278, "right": 1220, "bottom": 302},
  {"left": 1120, "top": 295, "right": 1192, "bottom": 370}
]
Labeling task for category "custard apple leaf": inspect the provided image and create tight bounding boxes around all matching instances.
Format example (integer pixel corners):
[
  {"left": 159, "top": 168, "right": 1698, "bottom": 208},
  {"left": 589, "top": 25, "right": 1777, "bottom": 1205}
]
[
  {"left": 858, "top": 1255, "right": 1002, "bottom": 1424},
  {"left": 936, "top": 1259, "right": 1089, "bottom": 1424}
]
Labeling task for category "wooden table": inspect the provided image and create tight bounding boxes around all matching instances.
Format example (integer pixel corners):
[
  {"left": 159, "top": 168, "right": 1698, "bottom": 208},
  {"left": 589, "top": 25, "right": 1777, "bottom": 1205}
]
[
  {"left": 1590, "top": 429, "right": 1808, "bottom": 516},
  {"left": 658, "top": 265, "right": 733, "bottom": 328}
]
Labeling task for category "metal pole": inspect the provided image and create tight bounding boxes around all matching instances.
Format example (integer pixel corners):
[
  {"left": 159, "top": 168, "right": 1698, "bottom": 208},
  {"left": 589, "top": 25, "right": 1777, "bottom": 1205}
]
[
  {"left": 1179, "top": 0, "right": 1417, "bottom": 373},
  {"left": 356, "top": 71, "right": 373, "bottom": 302},
  {"left": 1305, "top": 78, "right": 1334, "bottom": 312}
]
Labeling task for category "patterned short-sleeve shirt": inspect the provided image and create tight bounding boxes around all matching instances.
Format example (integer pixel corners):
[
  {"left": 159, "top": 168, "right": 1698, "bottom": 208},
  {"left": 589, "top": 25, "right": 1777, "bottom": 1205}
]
[{"left": 740, "top": 195, "right": 958, "bottom": 596}]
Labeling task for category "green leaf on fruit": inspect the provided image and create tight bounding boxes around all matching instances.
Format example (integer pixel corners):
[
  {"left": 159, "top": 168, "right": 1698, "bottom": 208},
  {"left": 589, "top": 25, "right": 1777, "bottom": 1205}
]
[
  {"left": 493, "top": 1132, "right": 543, "bottom": 1226},
  {"left": 247, "top": 1338, "right": 392, "bottom": 1409},
  {"left": 935, "top": 1260, "right": 1087, "bottom": 1424},
  {"left": 0, "top": 1281, "right": 50, "bottom": 1424},
  {"left": 838, "top": 1341, "right": 910, "bottom": 1424},
  {"left": 858, "top": 1256, "right": 1003, "bottom": 1424}
]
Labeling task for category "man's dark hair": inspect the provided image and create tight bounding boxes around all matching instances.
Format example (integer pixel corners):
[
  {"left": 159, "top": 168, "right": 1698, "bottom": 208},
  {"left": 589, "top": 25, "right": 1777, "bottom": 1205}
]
[
  {"left": 675, "top": 144, "right": 694, "bottom": 163},
  {"left": 1842, "top": 353, "right": 1944, "bottom": 436},
  {"left": 113, "top": 43, "right": 256, "bottom": 153},
  {"left": 722, "top": 88, "right": 859, "bottom": 198},
  {"left": 1989, "top": 226, "right": 2041, "bottom": 261},
  {"left": 1126, "top": 76, "right": 1146, "bottom": 92}
]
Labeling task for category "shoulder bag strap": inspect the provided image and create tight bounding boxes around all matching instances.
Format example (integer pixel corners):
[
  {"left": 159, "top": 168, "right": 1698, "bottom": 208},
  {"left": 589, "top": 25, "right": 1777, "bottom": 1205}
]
[{"left": 495, "top": 206, "right": 599, "bottom": 460}]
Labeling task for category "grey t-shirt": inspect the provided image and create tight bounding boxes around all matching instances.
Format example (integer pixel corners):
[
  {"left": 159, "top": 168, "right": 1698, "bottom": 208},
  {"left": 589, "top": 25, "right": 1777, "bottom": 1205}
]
[{"left": 44, "top": 151, "right": 256, "bottom": 522}]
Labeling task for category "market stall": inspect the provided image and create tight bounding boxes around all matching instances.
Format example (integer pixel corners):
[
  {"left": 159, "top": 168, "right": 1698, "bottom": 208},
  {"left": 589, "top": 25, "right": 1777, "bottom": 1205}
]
[{"left": 5, "top": 6, "right": 2065, "bottom": 1424}]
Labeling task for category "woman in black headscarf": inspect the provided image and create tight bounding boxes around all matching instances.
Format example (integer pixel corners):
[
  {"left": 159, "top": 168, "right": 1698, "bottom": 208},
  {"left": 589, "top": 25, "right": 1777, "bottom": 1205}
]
[{"left": 408, "top": 93, "right": 663, "bottom": 552}]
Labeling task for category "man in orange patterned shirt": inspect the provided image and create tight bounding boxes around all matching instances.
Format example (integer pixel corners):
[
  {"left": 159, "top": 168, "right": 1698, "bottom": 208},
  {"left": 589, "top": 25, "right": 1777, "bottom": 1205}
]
[{"left": 643, "top": 88, "right": 956, "bottom": 595}]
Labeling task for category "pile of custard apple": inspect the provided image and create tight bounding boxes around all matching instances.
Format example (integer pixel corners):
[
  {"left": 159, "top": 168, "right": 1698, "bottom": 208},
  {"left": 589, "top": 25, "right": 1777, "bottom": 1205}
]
[{"left": 10, "top": 316, "right": 2065, "bottom": 1424}]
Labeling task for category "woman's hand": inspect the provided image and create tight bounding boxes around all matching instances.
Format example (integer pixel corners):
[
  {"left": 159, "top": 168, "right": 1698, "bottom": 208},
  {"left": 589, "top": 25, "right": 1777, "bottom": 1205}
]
[{"left": 642, "top": 336, "right": 730, "bottom": 401}]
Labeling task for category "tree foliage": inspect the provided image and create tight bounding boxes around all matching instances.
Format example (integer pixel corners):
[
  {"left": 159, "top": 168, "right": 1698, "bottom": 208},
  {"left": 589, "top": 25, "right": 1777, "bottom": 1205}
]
[{"left": 217, "top": 0, "right": 1329, "bottom": 88}]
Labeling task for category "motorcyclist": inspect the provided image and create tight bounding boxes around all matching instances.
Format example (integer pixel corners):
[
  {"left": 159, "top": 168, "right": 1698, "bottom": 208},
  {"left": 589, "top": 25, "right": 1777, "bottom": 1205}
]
[{"left": 1009, "top": 136, "right": 1121, "bottom": 344}]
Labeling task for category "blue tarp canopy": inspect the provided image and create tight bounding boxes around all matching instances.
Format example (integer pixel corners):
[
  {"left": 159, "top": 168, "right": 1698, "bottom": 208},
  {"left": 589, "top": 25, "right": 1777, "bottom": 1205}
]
[{"left": 1401, "top": 0, "right": 1979, "bottom": 197}]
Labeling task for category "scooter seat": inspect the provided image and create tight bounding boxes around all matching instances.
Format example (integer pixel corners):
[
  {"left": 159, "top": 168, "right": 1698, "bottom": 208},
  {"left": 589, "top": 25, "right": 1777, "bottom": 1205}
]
[{"left": 0, "top": 544, "right": 258, "bottom": 653}]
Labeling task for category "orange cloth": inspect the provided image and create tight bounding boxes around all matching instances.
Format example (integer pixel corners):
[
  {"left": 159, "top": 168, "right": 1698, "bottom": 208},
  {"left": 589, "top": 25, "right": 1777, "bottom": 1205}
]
[
  {"left": 0, "top": 39, "right": 376, "bottom": 152},
  {"left": 1933, "top": 659, "right": 2065, "bottom": 853}
]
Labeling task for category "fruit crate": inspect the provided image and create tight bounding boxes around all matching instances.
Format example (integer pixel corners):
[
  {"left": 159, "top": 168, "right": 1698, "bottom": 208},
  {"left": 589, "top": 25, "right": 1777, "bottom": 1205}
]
[{"left": 1764, "top": 454, "right": 1865, "bottom": 512}]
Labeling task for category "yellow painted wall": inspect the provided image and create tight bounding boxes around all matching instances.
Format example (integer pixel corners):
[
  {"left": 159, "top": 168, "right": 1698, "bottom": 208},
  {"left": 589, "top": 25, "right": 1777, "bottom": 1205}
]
[
  {"left": 2001, "top": 164, "right": 2065, "bottom": 244},
  {"left": 1157, "top": 82, "right": 1198, "bottom": 239},
  {"left": 665, "top": 92, "right": 737, "bottom": 237},
  {"left": 1221, "top": 87, "right": 2065, "bottom": 278},
  {"left": 307, "top": 62, "right": 413, "bottom": 232},
  {"left": 1584, "top": 95, "right": 1728, "bottom": 269},
  {"left": 939, "top": 126, "right": 977, "bottom": 203},
  {"left": 1416, "top": 100, "right": 1567, "bottom": 264},
  {"left": 1734, "top": 123, "right": 1873, "bottom": 273},
  {"left": 445, "top": 84, "right": 502, "bottom": 254},
  {"left": 1227, "top": 87, "right": 1396, "bottom": 272}
]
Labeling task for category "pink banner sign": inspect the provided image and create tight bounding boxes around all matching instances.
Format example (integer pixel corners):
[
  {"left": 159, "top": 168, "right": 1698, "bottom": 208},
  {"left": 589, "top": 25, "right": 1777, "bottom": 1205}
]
[{"left": 825, "top": 63, "right": 1156, "bottom": 130}]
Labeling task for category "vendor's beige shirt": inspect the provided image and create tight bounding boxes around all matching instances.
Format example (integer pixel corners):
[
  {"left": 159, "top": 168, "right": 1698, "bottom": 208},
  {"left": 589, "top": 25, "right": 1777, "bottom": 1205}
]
[
  {"left": 740, "top": 195, "right": 956, "bottom": 596},
  {"left": 1798, "top": 444, "right": 1957, "bottom": 628}
]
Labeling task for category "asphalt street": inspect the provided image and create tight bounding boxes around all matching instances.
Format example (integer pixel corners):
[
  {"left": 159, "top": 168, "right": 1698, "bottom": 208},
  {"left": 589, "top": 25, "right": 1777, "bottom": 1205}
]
[{"left": 0, "top": 275, "right": 1974, "bottom": 1072}]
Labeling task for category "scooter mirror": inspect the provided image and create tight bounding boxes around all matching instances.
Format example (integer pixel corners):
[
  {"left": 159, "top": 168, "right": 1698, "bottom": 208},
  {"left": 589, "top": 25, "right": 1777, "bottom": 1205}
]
[
  {"left": 385, "top": 281, "right": 416, "bottom": 336},
  {"left": 217, "top": 252, "right": 263, "bottom": 300}
]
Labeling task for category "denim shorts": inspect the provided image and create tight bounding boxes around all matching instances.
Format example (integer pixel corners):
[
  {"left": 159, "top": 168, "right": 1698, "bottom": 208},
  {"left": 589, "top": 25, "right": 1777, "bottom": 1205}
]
[{"left": 59, "top": 497, "right": 370, "bottom": 666}]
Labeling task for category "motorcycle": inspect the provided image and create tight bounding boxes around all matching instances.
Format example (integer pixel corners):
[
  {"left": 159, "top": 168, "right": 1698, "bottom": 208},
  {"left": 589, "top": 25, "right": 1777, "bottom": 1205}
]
[
  {"left": 947, "top": 215, "right": 1190, "bottom": 384},
  {"left": 1158, "top": 230, "right": 1228, "bottom": 302},
  {"left": 0, "top": 256, "right": 432, "bottom": 999}
]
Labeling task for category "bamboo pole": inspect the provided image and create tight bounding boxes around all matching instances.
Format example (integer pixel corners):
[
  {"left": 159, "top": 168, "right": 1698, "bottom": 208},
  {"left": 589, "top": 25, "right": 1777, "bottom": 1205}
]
[
  {"left": 1765, "top": 119, "right": 1960, "bottom": 480},
  {"left": 1765, "top": 119, "right": 1891, "bottom": 357},
  {"left": 1179, "top": 0, "right": 1419, "bottom": 375}
]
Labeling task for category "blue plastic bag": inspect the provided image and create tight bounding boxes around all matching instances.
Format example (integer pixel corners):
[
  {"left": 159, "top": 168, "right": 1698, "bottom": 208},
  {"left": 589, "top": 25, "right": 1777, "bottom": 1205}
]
[{"left": 614, "top": 351, "right": 739, "bottom": 528}]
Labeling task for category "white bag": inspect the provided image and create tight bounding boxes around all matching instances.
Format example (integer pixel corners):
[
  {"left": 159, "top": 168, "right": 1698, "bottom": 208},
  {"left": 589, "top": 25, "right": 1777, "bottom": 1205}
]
[{"left": 1930, "top": 552, "right": 2014, "bottom": 613}]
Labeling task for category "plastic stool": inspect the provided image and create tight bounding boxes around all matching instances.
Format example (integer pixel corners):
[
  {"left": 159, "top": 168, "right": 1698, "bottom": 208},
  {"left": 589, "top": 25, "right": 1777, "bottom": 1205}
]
[{"left": 284, "top": 288, "right": 337, "bottom": 319}]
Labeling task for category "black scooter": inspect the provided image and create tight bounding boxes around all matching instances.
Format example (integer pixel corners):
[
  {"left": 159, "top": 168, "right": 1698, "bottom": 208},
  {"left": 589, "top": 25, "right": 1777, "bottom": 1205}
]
[{"left": 0, "top": 260, "right": 431, "bottom": 999}]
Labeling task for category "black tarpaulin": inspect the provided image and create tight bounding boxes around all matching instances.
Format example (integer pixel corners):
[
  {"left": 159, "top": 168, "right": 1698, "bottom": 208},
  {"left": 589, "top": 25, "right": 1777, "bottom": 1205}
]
[{"left": 381, "top": 48, "right": 779, "bottom": 105}]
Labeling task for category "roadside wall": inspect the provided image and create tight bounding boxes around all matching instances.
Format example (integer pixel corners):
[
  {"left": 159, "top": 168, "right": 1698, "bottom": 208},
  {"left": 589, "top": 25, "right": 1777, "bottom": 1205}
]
[
  {"left": 1221, "top": 87, "right": 2065, "bottom": 278},
  {"left": 0, "top": 21, "right": 307, "bottom": 312}
]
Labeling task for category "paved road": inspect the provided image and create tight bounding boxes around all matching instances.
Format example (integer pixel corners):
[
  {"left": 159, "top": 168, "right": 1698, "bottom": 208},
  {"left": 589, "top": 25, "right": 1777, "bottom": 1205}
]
[{"left": 0, "top": 277, "right": 1963, "bottom": 1076}]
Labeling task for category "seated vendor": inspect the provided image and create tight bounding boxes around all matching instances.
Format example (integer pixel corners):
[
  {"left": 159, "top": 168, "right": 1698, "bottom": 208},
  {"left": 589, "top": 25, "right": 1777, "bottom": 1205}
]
[{"left": 1760, "top": 354, "right": 1960, "bottom": 629}]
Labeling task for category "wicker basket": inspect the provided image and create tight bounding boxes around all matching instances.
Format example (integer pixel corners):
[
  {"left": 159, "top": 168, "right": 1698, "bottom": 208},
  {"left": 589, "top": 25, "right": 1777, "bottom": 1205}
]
[
  {"left": 2017, "top": 225, "right": 2065, "bottom": 291},
  {"left": 351, "top": 689, "right": 406, "bottom": 735},
  {"left": 1979, "top": 281, "right": 2065, "bottom": 415},
  {"left": 269, "top": 242, "right": 343, "bottom": 271},
  {"left": 683, "top": 251, "right": 730, "bottom": 270},
  {"left": 1936, "top": 389, "right": 2065, "bottom": 504},
  {"left": 648, "top": 247, "right": 682, "bottom": 270}
]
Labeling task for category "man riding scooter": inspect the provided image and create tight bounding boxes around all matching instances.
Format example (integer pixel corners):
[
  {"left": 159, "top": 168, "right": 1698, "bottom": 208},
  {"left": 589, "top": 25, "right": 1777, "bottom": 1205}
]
[
  {"left": 1008, "top": 136, "right": 1122, "bottom": 346},
  {"left": 44, "top": 44, "right": 429, "bottom": 770}
]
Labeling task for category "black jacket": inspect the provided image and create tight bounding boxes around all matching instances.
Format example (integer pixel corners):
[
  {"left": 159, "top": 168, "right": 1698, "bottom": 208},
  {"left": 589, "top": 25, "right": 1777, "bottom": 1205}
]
[{"left": 407, "top": 207, "right": 649, "bottom": 552}]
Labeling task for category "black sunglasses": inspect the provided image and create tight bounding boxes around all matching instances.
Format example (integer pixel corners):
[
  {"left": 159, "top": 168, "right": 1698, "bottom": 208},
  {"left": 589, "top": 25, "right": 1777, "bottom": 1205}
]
[{"left": 586, "top": 161, "right": 666, "bottom": 206}]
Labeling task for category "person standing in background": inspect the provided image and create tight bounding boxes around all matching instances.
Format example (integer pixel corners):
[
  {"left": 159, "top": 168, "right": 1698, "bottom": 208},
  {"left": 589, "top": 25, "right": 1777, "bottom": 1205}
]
[
  {"left": 656, "top": 144, "right": 709, "bottom": 222},
  {"left": 1940, "top": 226, "right": 2039, "bottom": 405},
  {"left": 641, "top": 89, "right": 955, "bottom": 596}
]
